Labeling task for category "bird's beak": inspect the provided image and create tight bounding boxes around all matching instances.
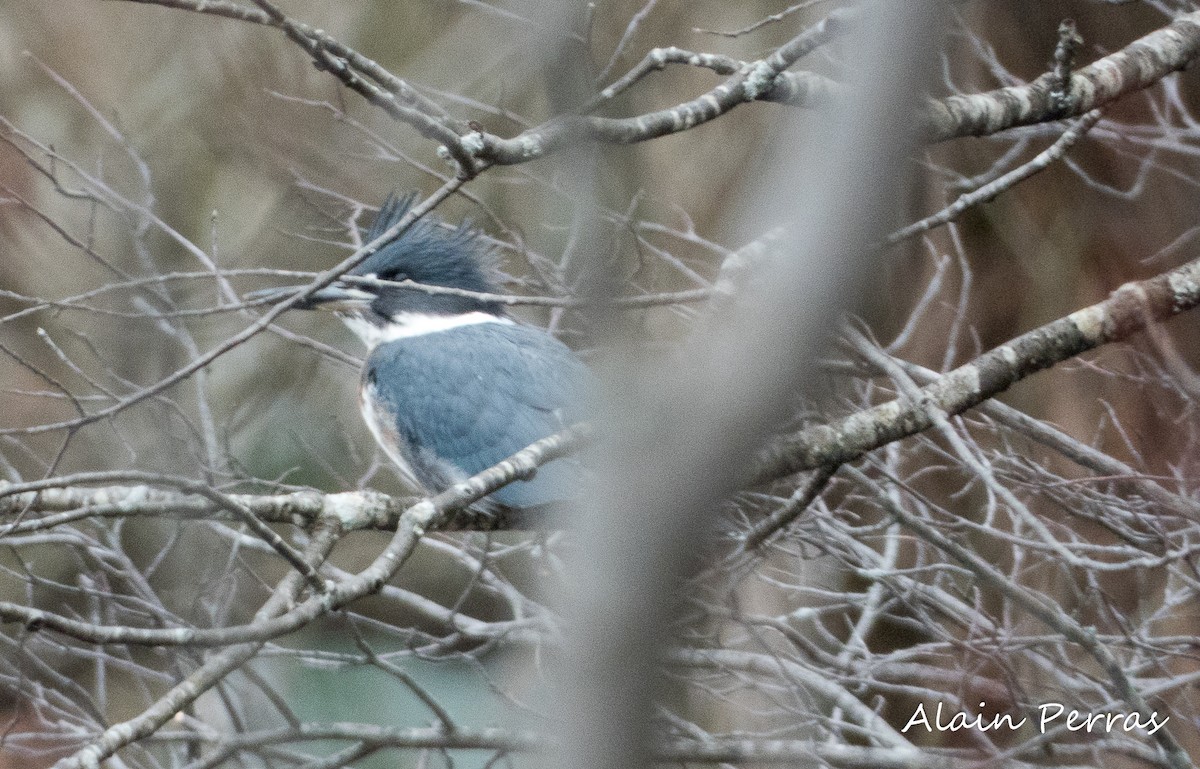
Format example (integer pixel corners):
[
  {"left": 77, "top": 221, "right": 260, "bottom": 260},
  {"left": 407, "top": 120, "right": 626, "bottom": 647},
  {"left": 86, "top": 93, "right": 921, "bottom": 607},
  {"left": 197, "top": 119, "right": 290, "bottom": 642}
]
[{"left": 244, "top": 282, "right": 375, "bottom": 312}]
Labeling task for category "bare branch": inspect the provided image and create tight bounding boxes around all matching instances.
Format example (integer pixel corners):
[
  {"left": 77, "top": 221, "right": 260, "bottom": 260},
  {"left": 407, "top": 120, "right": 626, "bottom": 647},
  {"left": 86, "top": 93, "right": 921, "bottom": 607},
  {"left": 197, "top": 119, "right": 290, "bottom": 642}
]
[
  {"left": 754, "top": 257, "right": 1200, "bottom": 483},
  {"left": 926, "top": 11, "right": 1200, "bottom": 140}
]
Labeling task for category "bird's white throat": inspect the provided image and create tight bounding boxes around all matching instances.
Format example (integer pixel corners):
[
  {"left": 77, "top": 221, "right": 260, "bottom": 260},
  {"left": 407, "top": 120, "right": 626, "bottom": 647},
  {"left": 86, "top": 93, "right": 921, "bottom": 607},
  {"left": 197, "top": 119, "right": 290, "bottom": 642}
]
[{"left": 340, "top": 310, "right": 513, "bottom": 350}]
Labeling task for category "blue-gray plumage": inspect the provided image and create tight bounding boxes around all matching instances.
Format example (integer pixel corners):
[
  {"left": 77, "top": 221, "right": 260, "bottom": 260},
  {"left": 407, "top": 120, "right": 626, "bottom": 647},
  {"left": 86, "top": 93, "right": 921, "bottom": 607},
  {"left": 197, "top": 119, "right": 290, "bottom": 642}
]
[
  {"left": 251, "top": 193, "right": 589, "bottom": 512},
  {"left": 363, "top": 322, "right": 589, "bottom": 509}
]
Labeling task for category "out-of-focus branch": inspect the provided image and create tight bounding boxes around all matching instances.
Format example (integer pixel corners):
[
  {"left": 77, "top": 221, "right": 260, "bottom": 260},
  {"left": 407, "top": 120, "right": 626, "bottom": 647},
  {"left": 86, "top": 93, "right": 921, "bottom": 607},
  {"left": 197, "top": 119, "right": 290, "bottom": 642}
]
[
  {"left": 752, "top": 256, "right": 1200, "bottom": 484},
  {"left": 547, "top": 4, "right": 944, "bottom": 769}
]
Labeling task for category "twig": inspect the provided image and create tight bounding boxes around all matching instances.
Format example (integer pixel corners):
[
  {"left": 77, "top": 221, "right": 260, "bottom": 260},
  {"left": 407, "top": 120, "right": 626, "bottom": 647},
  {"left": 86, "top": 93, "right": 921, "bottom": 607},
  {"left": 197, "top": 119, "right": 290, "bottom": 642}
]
[
  {"left": 886, "top": 109, "right": 1102, "bottom": 245},
  {"left": 53, "top": 520, "right": 344, "bottom": 769},
  {"left": 0, "top": 177, "right": 467, "bottom": 438},
  {"left": 0, "top": 424, "right": 591, "bottom": 648}
]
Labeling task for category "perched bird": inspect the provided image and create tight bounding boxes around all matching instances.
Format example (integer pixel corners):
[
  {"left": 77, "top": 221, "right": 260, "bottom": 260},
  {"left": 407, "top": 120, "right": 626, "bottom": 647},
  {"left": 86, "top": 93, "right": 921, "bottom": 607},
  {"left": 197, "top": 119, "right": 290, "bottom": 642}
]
[{"left": 253, "top": 194, "right": 589, "bottom": 513}]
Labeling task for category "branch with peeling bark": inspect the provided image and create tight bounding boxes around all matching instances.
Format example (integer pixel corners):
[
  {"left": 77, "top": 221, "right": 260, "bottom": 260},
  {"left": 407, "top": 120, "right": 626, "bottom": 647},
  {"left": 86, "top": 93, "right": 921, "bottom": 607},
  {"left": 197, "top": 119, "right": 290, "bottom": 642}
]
[
  {"left": 108, "top": 0, "right": 1200, "bottom": 167},
  {"left": 752, "top": 256, "right": 1200, "bottom": 485},
  {"left": 926, "top": 11, "right": 1200, "bottom": 141}
]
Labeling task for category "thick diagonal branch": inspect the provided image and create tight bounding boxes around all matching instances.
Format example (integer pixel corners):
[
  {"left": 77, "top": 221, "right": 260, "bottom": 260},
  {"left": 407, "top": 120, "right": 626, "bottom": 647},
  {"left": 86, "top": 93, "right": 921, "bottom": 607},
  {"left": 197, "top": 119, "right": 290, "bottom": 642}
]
[
  {"left": 925, "top": 11, "right": 1200, "bottom": 141},
  {"left": 752, "top": 257, "right": 1200, "bottom": 484}
]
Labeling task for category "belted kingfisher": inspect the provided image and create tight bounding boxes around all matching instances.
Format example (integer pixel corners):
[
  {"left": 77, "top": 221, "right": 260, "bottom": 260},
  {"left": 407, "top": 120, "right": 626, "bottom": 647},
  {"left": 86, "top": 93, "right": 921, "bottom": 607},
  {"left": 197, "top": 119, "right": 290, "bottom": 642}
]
[{"left": 253, "top": 194, "right": 589, "bottom": 512}]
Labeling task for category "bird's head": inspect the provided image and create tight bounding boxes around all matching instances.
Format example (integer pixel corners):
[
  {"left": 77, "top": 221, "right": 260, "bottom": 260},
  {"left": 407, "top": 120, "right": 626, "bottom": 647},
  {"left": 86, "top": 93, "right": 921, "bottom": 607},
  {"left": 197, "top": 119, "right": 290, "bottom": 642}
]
[
  {"left": 249, "top": 194, "right": 507, "bottom": 348},
  {"left": 324, "top": 195, "right": 508, "bottom": 346}
]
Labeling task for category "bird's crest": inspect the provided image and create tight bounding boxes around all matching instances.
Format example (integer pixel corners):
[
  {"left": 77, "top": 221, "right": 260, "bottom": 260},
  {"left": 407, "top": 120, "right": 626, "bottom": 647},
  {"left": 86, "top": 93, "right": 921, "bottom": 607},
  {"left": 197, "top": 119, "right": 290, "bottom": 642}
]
[{"left": 355, "top": 192, "right": 503, "bottom": 288}]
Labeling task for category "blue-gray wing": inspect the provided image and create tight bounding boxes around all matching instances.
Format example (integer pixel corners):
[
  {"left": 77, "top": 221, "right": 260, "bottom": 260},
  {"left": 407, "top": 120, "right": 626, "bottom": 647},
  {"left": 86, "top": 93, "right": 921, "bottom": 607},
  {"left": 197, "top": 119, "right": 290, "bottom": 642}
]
[{"left": 363, "top": 322, "right": 590, "bottom": 509}]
